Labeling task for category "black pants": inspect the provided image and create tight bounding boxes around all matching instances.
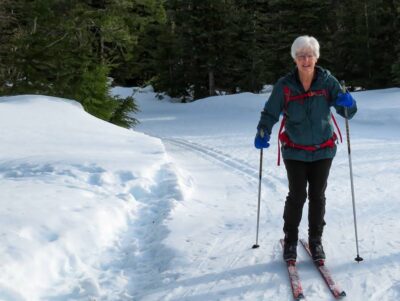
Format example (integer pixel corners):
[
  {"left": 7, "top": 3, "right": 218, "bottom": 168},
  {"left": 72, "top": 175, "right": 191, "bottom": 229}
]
[{"left": 283, "top": 158, "right": 333, "bottom": 243}]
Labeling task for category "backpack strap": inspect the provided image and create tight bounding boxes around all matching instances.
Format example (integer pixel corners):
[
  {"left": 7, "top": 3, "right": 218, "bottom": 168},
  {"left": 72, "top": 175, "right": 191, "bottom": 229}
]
[
  {"left": 331, "top": 113, "right": 343, "bottom": 143},
  {"left": 277, "top": 116, "right": 286, "bottom": 166},
  {"left": 285, "top": 89, "right": 328, "bottom": 102},
  {"left": 279, "top": 131, "right": 338, "bottom": 151},
  {"left": 277, "top": 86, "right": 291, "bottom": 166}
]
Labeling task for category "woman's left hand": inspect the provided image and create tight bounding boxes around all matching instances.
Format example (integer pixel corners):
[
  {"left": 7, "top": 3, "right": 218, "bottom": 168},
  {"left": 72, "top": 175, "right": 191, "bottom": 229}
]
[{"left": 336, "top": 92, "right": 356, "bottom": 108}]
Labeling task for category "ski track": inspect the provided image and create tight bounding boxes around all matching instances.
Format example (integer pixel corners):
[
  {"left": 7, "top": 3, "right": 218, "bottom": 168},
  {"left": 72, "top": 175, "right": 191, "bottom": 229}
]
[
  {"left": 163, "top": 137, "right": 286, "bottom": 192},
  {"left": 141, "top": 136, "right": 353, "bottom": 301},
  {"left": 159, "top": 137, "right": 324, "bottom": 301},
  {"left": 163, "top": 136, "right": 289, "bottom": 232},
  {"left": 133, "top": 137, "right": 292, "bottom": 301}
]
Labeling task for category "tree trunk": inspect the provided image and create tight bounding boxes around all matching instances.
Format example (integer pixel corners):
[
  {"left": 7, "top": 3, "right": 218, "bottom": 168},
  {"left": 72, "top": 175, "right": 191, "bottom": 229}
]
[{"left": 209, "top": 69, "right": 215, "bottom": 96}]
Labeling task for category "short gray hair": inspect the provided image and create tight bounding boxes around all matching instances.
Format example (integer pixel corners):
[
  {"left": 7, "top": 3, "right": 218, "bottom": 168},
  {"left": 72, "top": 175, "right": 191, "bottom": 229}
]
[{"left": 291, "top": 35, "right": 320, "bottom": 59}]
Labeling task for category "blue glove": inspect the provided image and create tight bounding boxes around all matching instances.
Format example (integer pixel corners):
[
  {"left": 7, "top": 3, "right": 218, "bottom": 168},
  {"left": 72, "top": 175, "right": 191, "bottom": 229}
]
[
  {"left": 336, "top": 92, "right": 355, "bottom": 108},
  {"left": 254, "top": 129, "right": 270, "bottom": 149}
]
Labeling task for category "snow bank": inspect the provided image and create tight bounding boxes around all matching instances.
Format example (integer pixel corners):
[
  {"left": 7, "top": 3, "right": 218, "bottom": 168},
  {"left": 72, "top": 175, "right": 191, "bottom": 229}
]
[{"left": 0, "top": 95, "right": 177, "bottom": 300}]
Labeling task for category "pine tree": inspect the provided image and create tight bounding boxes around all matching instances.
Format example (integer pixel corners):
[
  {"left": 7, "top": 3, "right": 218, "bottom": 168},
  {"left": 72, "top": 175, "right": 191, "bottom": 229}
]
[
  {"left": 232, "top": 0, "right": 274, "bottom": 91},
  {"left": 0, "top": 0, "right": 23, "bottom": 93},
  {"left": 391, "top": 0, "right": 400, "bottom": 85},
  {"left": 264, "top": 0, "right": 334, "bottom": 81},
  {"left": 368, "top": 0, "right": 398, "bottom": 88},
  {"left": 3, "top": 0, "right": 140, "bottom": 127},
  {"left": 368, "top": 0, "right": 400, "bottom": 88},
  {"left": 163, "top": 0, "right": 240, "bottom": 100},
  {"left": 9, "top": 0, "right": 93, "bottom": 95},
  {"left": 333, "top": 0, "right": 398, "bottom": 89},
  {"left": 109, "top": 96, "right": 139, "bottom": 128},
  {"left": 331, "top": 0, "right": 364, "bottom": 87},
  {"left": 107, "top": 0, "right": 167, "bottom": 86},
  {"left": 151, "top": 19, "right": 188, "bottom": 99}
]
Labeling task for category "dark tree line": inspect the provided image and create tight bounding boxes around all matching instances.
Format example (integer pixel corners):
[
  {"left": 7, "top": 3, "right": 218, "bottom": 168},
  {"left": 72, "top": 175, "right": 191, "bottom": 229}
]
[
  {"left": 152, "top": 0, "right": 400, "bottom": 99},
  {"left": 1, "top": 0, "right": 399, "bottom": 121}
]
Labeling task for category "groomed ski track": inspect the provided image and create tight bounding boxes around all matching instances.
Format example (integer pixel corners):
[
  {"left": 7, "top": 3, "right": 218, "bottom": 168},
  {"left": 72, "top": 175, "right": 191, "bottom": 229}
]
[{"left": 138, "top": 136, "right": 348, "bottom": 301}]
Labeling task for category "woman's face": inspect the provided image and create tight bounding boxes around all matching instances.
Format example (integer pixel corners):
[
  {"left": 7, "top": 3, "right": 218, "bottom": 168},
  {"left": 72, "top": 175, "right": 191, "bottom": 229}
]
[{"left": 294, "top": 48, "right": 317, "bottom": 77}]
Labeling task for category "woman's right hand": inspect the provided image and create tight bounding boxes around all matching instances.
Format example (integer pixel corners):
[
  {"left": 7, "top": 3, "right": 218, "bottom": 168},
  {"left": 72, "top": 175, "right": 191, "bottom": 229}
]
[{"left": 254, "top": 129, "right": 270, "bottom": 149}]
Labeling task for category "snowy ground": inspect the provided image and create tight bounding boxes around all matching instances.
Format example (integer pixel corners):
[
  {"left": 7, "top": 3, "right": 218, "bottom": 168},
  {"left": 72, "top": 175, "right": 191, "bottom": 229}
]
[{"left": 1, "top": 87, "right": 400, "bottom": 301}]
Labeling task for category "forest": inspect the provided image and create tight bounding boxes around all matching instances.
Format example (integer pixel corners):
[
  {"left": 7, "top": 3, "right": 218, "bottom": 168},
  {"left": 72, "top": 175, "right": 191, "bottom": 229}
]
[{"left": 0, "top": 0, "right": 399, "bottom": 126}]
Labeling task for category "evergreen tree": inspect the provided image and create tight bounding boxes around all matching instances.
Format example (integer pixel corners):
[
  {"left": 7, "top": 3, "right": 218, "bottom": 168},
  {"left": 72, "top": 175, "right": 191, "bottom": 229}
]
[
  {"left": 366, "top": 0, "right": 398, "bottom": 88},
  {"left": 107, "top": 0, "right": 167, "bottom": 86},
  {"left": 8, "top": 0, "right": 116, "bottom": 120},
  {"left": 164, "top": 0, "right": 239, "bottom": 100},
  {"left": 0, "top": 0, "right": 22, "bottom": 93},
  {"left": 2, "top": 0, "right": 140, "bottom": 128},
  {"left": 333, "top": 0, "right": 398, "bottom": 89},
  {"left": 390, "top": 0, "right": 400, "bottom": 86},
  {"left": 391, "top": 0, "right": 400, "bottom": 85},
  {"left": 109, "top": 95, "right": 139, "bottom": 128},
  {"left": 233, "top": 0, "right": 274, "bottom": 91},
  {"left": 151, "top": 19, "right": 188, "bottom": 99},
  {"left": 331, "top": 0, "right": 366, "bottom": 87},
  {"left": 264, "top": 0, "right": 334, "bottom": 81}
]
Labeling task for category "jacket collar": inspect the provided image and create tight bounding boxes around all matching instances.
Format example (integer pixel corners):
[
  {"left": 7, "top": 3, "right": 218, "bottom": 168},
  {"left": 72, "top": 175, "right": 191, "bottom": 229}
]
[{"left": 292, "top": 66, "right": 325, "bottom": 91}]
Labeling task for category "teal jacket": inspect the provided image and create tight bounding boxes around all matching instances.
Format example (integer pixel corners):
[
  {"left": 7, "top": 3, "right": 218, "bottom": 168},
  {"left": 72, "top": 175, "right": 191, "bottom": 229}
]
[{"left": 257, "top": 66, "right": 357, "bottom": 162}]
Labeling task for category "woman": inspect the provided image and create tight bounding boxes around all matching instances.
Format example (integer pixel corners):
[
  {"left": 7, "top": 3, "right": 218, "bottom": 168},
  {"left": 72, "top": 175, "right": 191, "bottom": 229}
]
[{"left": 254, "top": 35, "right": 357, "bottom": 262}]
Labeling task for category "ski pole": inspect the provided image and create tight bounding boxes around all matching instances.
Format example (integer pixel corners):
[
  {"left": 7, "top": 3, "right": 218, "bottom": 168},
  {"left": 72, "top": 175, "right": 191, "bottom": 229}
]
[
  {"left": 252, "top": 148, "right": 263, "bottom": 249},
  {"left": 340, "top": 81, "right": 363, "bottom": 262}
]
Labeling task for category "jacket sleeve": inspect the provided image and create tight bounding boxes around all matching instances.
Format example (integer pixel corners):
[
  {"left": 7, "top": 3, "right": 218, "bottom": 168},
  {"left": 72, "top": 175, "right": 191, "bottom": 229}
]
[
  {"left": 328, "top": 76, "right": 357, "bottom": 120},
  {"left": 257, "top": 80, "right": 285, "bottom": 135}
]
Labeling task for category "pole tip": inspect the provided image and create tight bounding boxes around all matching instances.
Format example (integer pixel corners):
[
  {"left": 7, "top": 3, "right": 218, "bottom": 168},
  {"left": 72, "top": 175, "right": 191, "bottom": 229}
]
[
  {"left": 252, "top": 244, "right": 260, "bottom": 249},
  {"left": 355, "top": 255, "right": 364, "bottom": 262}
]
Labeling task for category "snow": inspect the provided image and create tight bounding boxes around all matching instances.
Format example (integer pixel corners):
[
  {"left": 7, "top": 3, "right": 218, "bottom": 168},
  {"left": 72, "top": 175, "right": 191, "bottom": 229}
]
[{"left": 1, "top": 87, "right": 400, "bottom": 300}]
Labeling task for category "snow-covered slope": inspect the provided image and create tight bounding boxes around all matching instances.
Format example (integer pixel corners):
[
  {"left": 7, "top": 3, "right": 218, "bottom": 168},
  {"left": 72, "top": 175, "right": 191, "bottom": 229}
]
[{"left": 0, "top": 95, "right": 181, "bottom": 300}]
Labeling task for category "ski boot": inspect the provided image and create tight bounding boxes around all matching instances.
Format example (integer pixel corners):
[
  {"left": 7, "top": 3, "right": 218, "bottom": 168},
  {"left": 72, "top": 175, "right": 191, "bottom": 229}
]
[
  {"left": 283, "top": 240, "right": 298, "bottom": 262},
  {"left": 309, "top": 238, "right": 326, "bottom": 262}
]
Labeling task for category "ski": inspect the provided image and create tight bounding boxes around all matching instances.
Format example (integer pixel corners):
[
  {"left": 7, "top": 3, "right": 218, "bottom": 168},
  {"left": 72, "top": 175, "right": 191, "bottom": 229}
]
[
  {"left": 299, "top": 239, "right": 346, "bottom": 299},
  {"left": 280, "top": 239, "right": 305, "bottom": 300}
]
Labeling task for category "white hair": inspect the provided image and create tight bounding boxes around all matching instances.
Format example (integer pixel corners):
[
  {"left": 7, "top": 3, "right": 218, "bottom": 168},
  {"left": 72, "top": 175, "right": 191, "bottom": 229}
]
[{"left": 291, "top": 35, "right": 320, "bottom": 59}]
